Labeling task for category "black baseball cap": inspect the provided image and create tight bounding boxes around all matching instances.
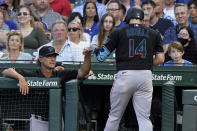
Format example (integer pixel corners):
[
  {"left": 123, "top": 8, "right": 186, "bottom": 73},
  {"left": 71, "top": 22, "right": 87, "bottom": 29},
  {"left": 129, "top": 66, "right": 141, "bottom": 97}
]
[{"left": 39, "top": 46, "right": 59, "bottom": 57}]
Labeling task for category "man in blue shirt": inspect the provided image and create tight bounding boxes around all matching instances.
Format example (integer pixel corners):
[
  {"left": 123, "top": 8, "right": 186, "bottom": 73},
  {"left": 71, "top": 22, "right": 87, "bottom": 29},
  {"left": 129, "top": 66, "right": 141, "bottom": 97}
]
[
  {"left": 0, "top": 1, "right": 17, "bottom": 30},
  {"left": 141, "top": 0, "right": 174, "bottom": 38},
  {"left": 162, "top": 3, "right": 197, "bottom": 53},
  {"left": 72, "top": 0, "right": 106, "bottom": 20},
  {"left": 107, "top": 1, "right": 126, "bottom": 28}
]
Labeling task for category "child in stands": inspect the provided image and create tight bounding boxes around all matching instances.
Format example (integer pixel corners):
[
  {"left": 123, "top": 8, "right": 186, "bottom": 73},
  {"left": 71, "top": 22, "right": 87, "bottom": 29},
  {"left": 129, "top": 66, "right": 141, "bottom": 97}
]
[{"left": 164, "top": 41, "right": 193, "bottom": 66}]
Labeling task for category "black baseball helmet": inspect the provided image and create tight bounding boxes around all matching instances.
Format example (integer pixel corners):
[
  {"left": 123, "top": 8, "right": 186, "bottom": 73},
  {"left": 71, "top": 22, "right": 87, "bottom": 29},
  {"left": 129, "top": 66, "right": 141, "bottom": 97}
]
[{"left": 124, "top": 7, "right": 144, "bottom": 24}]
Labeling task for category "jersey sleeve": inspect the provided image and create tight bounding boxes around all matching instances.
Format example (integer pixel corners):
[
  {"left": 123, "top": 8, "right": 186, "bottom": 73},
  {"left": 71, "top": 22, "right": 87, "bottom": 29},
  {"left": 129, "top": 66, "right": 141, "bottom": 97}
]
[
  {"left": 154, "top": 32, "right": 164, "bottom": 54},
  {"left": 104, "top": 30, "right": 119, "bottom": 53},
  {"left": 58, "top": 69, "right": 78, "bottom": 83},
  {"left": 15, "top": 69, "right": 35, "bottom": 77}
]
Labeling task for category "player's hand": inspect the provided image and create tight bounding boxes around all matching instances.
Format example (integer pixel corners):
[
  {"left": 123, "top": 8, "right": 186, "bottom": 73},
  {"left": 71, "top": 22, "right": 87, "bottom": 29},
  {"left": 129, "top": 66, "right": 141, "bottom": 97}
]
[
  {"left": 84, "top": 70, "right": 93, "bottom": 78},
  {"left": 83, "top": 47, "right": 91, "bottom": 56},
  {"left": 18, "top": 76, "right": 29, "bottom": 95},
  {"left": 55, "top": 66, "right": 64, "bottom": 71}
]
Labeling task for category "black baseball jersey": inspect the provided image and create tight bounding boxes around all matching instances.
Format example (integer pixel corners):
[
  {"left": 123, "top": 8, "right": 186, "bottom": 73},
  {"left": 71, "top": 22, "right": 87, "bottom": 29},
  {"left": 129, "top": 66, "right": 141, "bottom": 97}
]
[
  {"left": 104, "top": 24, "right": 164, "bottom": 70},
  {"left": 13, "top": 69, "right": 78, "bottom": 119}
]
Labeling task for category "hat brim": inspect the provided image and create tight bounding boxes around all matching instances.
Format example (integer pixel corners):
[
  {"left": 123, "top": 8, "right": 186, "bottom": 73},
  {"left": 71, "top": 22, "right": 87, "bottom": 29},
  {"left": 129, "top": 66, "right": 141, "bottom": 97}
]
[{"left": 40, "top": 52, "right": 59, "bottom": 57}]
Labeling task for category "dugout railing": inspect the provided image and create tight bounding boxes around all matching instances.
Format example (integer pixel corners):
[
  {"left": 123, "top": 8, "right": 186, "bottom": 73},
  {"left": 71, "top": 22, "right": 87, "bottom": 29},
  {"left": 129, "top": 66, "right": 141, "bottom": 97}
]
[
  {"left": 0, "top": 64, "right": 80, "bottom": 131},
  {"left": 1, "top": 63, "right": 197, "bottom": 131},
  {"left": 0, "top": 77, "right": 62, "bottom": 131}
]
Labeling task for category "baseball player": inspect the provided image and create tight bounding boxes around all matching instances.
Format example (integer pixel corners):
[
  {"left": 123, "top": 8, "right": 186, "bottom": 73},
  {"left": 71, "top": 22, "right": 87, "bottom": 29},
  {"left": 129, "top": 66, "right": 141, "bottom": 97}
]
[{"left": 94, "top": 7, "right": 165, "bottom": 131}]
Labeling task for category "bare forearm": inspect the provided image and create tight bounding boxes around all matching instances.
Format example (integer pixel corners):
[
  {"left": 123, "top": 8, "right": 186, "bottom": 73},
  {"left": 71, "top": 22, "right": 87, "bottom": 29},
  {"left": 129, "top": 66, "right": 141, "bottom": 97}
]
[
  {"left": 2, "top": 68, "right": 23, "bottom": 80},
  {"left": 2, "top": 68, "right": 29, "bottom": 95},
  {"left": 153, "top": 53, "right": 165, "bottom": 66},
  {"left": 78, "top": 55, "right": 91, "bottom": 79}
]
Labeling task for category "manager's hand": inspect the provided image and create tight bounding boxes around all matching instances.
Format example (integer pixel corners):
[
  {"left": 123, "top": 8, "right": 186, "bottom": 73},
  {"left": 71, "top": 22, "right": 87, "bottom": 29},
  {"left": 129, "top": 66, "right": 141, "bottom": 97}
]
[{"left": 18, "top": 76, "right": 29, "bottom": 95}]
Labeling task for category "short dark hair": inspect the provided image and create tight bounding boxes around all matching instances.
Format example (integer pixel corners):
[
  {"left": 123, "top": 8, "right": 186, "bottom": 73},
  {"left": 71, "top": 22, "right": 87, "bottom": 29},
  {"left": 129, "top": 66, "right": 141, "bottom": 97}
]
[
  {"left": 174, "top": 3, "right": 189, "bottom": 13},
  {"left": 83, "top": 2, "right": 99, "bottom": 24},
  {"left": 119, "top": 3, "right": 126, "bottom": 15},
  {"left": 178, "top": 26, "right": 196, "bottom": 44},
  {"left": 188, "top": 0, "right": 197, "bottom": 9},
  {"left": 107, "top": 0, "right": 121, "bottom": 9},
  {"left": 68, "top": 12, "right": 84, "bottom": 26},
  {"left": 168, "top": 41, "right": 184, "bottom": 53}
]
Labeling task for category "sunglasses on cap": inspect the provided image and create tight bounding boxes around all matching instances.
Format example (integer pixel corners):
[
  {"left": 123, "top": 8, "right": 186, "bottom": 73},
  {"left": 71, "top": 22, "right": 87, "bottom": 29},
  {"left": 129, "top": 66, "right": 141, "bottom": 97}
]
[
  {"left": 68, "top": 27, "right": 80, "bottom": 32},
  {"left": 17, "top": 12, "right": 29, "bottom": 16}
]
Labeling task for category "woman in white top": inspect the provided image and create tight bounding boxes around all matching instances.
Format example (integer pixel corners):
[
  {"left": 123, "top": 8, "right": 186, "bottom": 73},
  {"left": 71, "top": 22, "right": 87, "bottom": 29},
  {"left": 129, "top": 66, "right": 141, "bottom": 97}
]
[
  {"left": 91, "top": 13, "right": 116, "bottom": 47},
  {"left": 0, "top": 30, "right": 32, "bottom": 63},
  {"left": 67, "top": 18, "right": 90, "bottom": 62}
]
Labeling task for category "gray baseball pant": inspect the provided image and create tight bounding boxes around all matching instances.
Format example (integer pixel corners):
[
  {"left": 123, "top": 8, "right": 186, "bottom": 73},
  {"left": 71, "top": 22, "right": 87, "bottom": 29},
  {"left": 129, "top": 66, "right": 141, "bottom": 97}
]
[{"left": 104, "top": 70, "right": 153, "bottom": 131}]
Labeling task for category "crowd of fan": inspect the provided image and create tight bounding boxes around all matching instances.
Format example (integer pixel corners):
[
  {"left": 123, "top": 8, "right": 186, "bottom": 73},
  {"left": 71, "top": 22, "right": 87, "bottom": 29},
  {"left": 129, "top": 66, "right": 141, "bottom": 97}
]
[{"left": 0, "top": 0, "right": 196, "bottom": 66}]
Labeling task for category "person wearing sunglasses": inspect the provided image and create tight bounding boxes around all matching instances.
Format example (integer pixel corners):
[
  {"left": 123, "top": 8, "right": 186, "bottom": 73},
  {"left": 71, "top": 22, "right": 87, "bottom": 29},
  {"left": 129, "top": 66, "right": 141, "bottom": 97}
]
[
  {"left": 67, "top": 18, "right": 90, "bottom": 62},
  {"left": 67, "top": 12, "right": 91, "bottom": 44},
  {"left": 17, "top": 5, "right": 47, "bottom": 49}
]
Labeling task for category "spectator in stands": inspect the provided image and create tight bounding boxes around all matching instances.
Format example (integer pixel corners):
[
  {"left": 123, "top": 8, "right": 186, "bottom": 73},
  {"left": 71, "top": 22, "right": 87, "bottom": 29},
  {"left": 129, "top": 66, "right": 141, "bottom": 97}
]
[
  {"left": 188, "top": 0, "right": 197, "bottom": 27},
  {"left": 119, "top": 0, "right": 132, "bottom": 12},
  {"left": 36, "top": 20, "right": 75, "bottom": 64},
  {"left": 67, "top": 18, "right": 90, "bottom": 62},
  {"left": 0, "top": 1, "right": 16, "bottom": 21},
  {"left": 9, "top": 0, "right": 36, "bottom": 12},
  {"left": 119, "top": 3, "right": 126, "bottom": 21},
  {"left": 0, "top": 30, "right": 8, "bottom": 54},
  {"left": 50, "top": 0, "right": 72, "bottom": 20},
  {"left": 143, "top": 11, "right": 151, "bottom": 27},
  {"left": 164, "top": 41, "right": 193, "bottom": 66},
  {"left": 141, "top": 0, "right": 173, "bottom": 39},
  {"left": 163, "top": 0, "right": 177, "bottom": 25},
  {"left": 83, "top": 2, "right": 99, "bottom": 42},
  {"left": 0, "top": 9, "right": 10, "bottom": 53},
  {"left": 91, "top": 13, "right": 115, "bottom": 47},
  {"left": 162, "top": 3, "right": 197, "bottom": 53},
  {"left": 177, "top": 26, "right": 197, "bottom": 64},
  {"left": 5, "top": 0, "right": 15, "bottom": 11},
  {"left": 72, "top": 0, "right": 106, "bottom": 20},
  {"left": 68, "top": 12, "right": 84, "bottom": 25},
  {"left": 33, "top": 0, "right": 63, "bottom": 31},
  {"left": 107, "top": 1, "right": 126, "bottom": 28},
  {"left": 0, "top": 10, "right": 9, "bottom": 30},
  {"left": 0, "top": 30, "right": 32, "bottom": 63},
  {"left": 0, "top": 1, "right": 17, "bottom": 30},
  {"left": 4, "top": 0, "right": 18, "bottom": 19},
  {"left": 152, "top": 0, "right": 164, "bottom": 18},
  {"left": 34, "top": 21, "right": 51, "bottom": 42},
  {"left": 2, "top": 45, "right": 91, "bottom": 95},
  {"left": 17, "top": 5, "right": 48, "bottom": 49},
  {"left": 68, "top": 12, "right": 91, "bottom": 43}
]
